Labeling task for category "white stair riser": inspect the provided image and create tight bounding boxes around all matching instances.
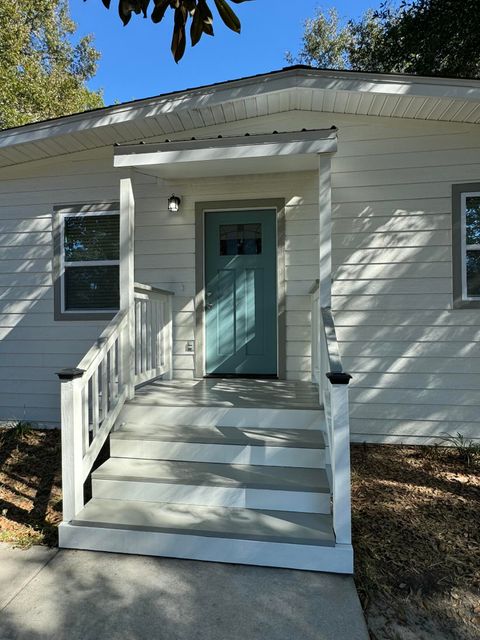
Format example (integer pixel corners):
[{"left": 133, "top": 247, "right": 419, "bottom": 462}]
[
  {"left": 110, "top": 440, "right": 325, "bottom": 468},
  {"left": 92, "top": 479, "right": 331, "bottom": 514},
  {"left": 118, "top": 406, "right": 324, "bottom": 430},
  {"left": 59, "top": 523, "right": 353, "bottom": 573}
]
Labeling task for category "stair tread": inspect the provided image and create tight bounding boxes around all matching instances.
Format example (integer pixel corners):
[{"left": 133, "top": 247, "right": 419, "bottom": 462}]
[
  {"left": 93, "top": 458, "right": 330, "bottom": 493},
  {"left": 73, "top": 498, "right": 335, "bottom": 546},
  {"left": 112, "top": 423, "right": 324, "bottom": 449}
]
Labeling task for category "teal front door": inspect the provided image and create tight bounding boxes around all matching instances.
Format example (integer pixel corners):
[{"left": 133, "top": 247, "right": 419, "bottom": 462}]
[{"left": 205, "top": 209, "right": 277, "bottom": 376}]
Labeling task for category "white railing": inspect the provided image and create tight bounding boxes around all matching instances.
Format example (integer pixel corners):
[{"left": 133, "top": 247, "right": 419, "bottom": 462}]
[
  {"left": 58, "top": 283, "right": 174, "bottom": 522},
  {"left": 311, "top": 285, "right": 352, "bottom": 546},
  {"left": 134, "top": 283, "right": 173, "bottom": 386}
]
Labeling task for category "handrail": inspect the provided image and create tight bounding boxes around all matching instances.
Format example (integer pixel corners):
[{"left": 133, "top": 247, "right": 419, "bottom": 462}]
[
  {"left": 77, "top": 309, "right": 128, "bottom": 375},
  {"left": 320, "top": 307, "right": 352, "bottom": 384},
  {"left": 134, "top": 282, "right": 175, "bottom": 298},
  {"left": 311, "top": 288, "right": 352, "bottom": 548},
  {"left": 57, "top": 282, "right": 174, "bottom": 523}
]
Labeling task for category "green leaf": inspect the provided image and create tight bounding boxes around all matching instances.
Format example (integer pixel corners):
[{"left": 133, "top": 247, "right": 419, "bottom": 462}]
[
  {"left": 198, "top": 0, "right": 214, "bottom": 36},
  {"left": 183, "top": 0, "right": 196, "bottom": 13},
  {"left": 213, "top": 0, "right": 241, "bottom": 33},
  {"left": 171, "top": 6, "right": 187, "bottom": 62},
  {"left": 151, "top": 0, "right": 169, "bottom": 24},
  {"left": 118, "top": 1, "right": 132, "bottom": 26},
  {"left": 190, "top": 7, "right": 203, "bottom": 47}
]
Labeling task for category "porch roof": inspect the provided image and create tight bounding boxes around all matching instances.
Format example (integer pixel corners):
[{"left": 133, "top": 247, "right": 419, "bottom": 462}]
[{"left": 113, "top": 128, "right": 338, "bottom": 178}]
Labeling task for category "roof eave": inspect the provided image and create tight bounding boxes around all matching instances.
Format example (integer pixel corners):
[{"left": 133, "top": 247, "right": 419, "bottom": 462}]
[{"left": 2, "top": 66, "right": 480, "bottom": 150}]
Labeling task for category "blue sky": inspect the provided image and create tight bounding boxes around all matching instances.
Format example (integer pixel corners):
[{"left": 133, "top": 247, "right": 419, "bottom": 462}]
[{"left": 71, "top": 1, "right": 373, "bottom": 106}]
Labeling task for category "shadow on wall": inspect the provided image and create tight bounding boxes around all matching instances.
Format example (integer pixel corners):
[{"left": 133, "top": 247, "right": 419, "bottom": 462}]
[{"left": 328, "top": 201, "right": 480, "bottom": 442}]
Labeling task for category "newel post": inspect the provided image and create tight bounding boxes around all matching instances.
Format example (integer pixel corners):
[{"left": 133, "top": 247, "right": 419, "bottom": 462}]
[
  {"left": 57, "top": 368, "right": 85, "bottom": 522},
  {"left": 326, "top": 373, "right": 352, "bottom": 546},
  {"left": 120, "top": 176, "right": 135, "bottom": 399}
]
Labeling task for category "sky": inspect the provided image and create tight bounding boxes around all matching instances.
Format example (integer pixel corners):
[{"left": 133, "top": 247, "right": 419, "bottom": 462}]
[{"left": 71, "top": 1, "right": 373, "bottom": 106}]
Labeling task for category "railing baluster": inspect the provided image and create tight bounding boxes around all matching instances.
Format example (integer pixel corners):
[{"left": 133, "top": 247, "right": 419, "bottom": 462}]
[
  {"left": 101, "top": 357, "right": 108, "bottom": 421},
  {"left": 158, "top": 299, "right": 165, "bottom": 373},
  {"left": 146, "top": 299, "right": 152, "bottom": 374},
  {"left": 135, "top": 299, "right": 141, "bottom": 376},
  {"left": 82, "top": 383, "right": 90, "bottom": 450},
  {"left": 155, "top": 300, "right": 163, "bottom": 376},
  {"left": 141, "top": 300, "right": 147, "bottom": 376},
  {"left": 108, "top": 346, "right": 115, "bottom": 406},
  {"left": 91, "top": 369, "right": 100, "bottom": 437}
]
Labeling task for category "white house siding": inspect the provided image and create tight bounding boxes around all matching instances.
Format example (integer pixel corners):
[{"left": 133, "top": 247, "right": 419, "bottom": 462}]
[
  {"left": 327, "top": 112, "right": 480, "bottom": 444},
  {"left": 1, "top": 108, "right": 480, "bottom": 442},
  {"left": 0, "top": 149, "right": 131, "bottom": 424}
]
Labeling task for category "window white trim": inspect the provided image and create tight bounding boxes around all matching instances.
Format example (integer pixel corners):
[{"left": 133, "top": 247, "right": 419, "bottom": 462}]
[
  {"left": 58, "top": 209, "right": 120, "bottom": 315},
  {"left": 460, "top": 191, "right": 480, "bottom": 302}
]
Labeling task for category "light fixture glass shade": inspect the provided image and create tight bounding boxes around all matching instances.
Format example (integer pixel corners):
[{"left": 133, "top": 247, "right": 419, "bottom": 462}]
[{"left": 168, "top": 194, "right": 181, "bottom": 213}]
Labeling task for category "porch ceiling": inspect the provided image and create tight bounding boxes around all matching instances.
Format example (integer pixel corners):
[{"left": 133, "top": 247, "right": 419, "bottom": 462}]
[{"left": 113, "top": 128, "right": 337, "bottom": 178}]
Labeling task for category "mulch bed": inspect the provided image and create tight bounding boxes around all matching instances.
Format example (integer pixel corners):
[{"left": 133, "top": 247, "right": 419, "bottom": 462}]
[
  {"left": 352, "top": 443, "right": 480, "bottom": 640},
  {"left": 0, "top": 426, "right": 479, "bottom": 638},
  {"left": 0, "top": 426, "right": 61, "bottom": 547}
]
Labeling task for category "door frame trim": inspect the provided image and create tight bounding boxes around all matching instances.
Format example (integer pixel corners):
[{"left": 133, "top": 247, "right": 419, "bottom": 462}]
[{"left": 194, "top": 198, "right": 286, "bottom": 379}]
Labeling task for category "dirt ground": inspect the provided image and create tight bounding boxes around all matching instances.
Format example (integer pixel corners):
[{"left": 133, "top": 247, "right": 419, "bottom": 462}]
[
  {"left": 0, "top": 426, "right": 479, "bottom": 639},
  {"left": 352, "top": 443, "right": 480, "bottom": 640},
  {"left": 0, "top": 426, "right": 61, "bottom": 547}
]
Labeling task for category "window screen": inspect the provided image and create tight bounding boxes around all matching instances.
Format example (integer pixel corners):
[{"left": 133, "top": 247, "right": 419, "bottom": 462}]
[{"left": 62, "top": 213, "right": 120, "bottom": 312}]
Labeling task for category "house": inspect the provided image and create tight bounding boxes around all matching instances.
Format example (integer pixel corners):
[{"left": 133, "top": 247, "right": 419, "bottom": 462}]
[{"left": 1, "top": 65, "right": 480, "bottom": 574}]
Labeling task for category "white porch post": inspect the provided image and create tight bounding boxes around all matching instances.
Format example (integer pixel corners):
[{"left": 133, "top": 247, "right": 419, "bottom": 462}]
[
  {"left": 318, "top": 154, "right": 333, "bottom": 401},
  {"left": 120, "top": 176, "right": 135, "bottom": 399},
  {"left": 318, "top": 153, "right": 333, "bottom": 309}
]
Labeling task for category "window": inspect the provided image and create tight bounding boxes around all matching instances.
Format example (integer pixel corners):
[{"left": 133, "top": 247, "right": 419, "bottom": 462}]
[
  {"left": 452, "top": 184, "right": 480, "bottom": 308},
  {"left": 219, "top": 223, "right": 262, "bottom": 255},
  {"left": 54, "top": 204, "right": 120, "bottom": 320}
]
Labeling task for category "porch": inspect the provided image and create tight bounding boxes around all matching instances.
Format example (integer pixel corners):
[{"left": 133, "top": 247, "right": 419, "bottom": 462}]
[{"left": 56, "top": 127, "right": 353, "bottom": 574}]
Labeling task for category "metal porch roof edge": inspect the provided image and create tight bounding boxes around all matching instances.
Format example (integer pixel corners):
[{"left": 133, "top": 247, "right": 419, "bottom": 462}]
[
  {"left": 113, "top": 127, "right": 338, "bottom": 155},
  {"left": 2, "top": 65, "right": 480, "bottom": 151}
]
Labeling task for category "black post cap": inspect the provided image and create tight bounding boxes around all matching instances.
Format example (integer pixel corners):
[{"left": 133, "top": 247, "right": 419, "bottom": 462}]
[
  {"left": 56, "top": 368, "right": 85, "bottom": 381},
  {"left": 326, "top": 371, "right": 352, "bottom": 385}
]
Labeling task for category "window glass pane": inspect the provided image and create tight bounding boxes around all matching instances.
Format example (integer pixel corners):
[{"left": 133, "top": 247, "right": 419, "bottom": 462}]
[
  {"left": 65, "top": 266, "right": 119, "bottom": 310},
  {"left": 465, "top": 197, "right": 480, "bottom": 245},
  {"left": 219, "top": 223, "right": 262, "bottom": 255},
  {"left": 64, "top": 215, "right": 119, "bottom": 262},
  {"left": 466, "top": 251, "right": 480, "bottom": 297}
]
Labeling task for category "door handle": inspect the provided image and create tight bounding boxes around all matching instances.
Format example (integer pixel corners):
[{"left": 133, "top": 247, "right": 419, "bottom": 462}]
[{"left": 206, "top": 302, "right": 214, "bottom": 310}]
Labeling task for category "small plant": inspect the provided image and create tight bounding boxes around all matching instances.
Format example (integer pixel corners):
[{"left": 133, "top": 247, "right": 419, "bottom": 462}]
[
  {"left": 440, "top": 432, "right": 480, "bottom": 467},
  {"left": 10, "top": 420, "right": 35, "bottom": 439}
]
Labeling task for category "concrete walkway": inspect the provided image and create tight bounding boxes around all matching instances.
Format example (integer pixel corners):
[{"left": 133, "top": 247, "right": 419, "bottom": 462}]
[{"left": 0, "top": 544, "right": 369, "bottom": 640}]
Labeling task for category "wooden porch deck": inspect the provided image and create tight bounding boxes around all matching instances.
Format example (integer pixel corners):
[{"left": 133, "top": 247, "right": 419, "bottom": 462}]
[{"left": 133, "top": 378, "right": 321, "bottom": 410}]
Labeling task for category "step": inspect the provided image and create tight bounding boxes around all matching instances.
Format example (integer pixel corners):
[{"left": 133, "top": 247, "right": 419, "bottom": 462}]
[
  {"left": 92, "top": 458, "right": 331, "bottom": 513},
  {"left": 111, "top": 424, "right": 326, "bottom": 468},
  {"left": 118, "top": 404, "right": 325, "bottom": 430},
  {"left": 59, "top": 498, "right": 353, "bottom": 573}
]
